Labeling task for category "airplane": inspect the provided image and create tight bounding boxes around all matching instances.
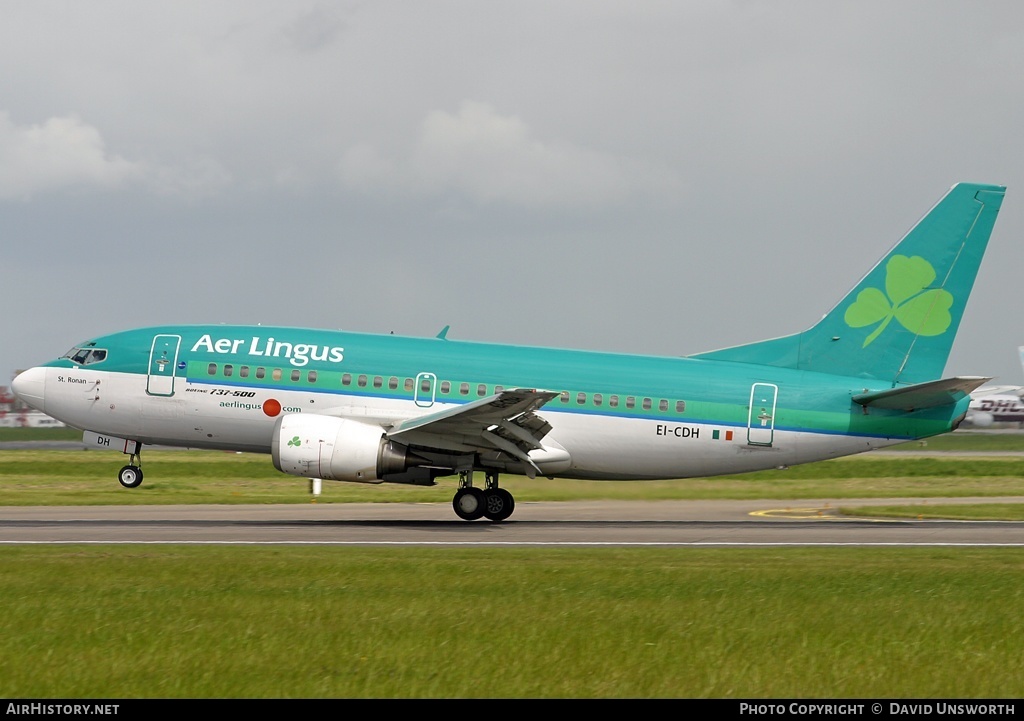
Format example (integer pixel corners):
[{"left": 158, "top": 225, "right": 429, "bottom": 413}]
[
  {"left": 964, "top": 346, "right": 1024, "bottom": 426},
  {"left": 11, "top": 182, "right": 1006, "bottom": 521}
]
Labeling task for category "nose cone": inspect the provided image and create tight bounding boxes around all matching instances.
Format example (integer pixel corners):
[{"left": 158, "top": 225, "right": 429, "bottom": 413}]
[{"left": 11, "top": 367, "right": 46, "bottom": 412}]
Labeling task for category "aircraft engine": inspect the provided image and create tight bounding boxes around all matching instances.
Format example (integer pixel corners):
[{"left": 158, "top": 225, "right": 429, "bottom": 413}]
[
  {"left": 271, "top": 414, "right": 417, "bottom": 483},
  {"left": 968, "top": 411, "right": 994, "bottom": 427}
]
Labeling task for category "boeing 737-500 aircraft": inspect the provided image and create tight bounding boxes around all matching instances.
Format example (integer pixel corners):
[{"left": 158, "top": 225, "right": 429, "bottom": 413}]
[{"left": 12, "top": 183, "right": 1006, "bottom": 521}]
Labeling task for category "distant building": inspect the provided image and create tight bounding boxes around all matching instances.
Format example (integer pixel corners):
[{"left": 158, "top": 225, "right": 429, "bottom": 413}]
[
  {"left": 0, "top": 409, "right": 67, "bottom": 428},
  {"left": 1, "top": 377, "right": 67, "bottom": 428}
]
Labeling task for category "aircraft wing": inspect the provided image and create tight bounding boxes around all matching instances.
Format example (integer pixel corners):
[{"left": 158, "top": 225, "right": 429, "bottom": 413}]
[
  {"left": 851, "top": 377, "right": 991, "bottom": 411},
  {"left": 970, "top": 385, "right": 1024, "bottom": 398},
  {"left": 386, "top": 388, "right": 561, "bottom": 471}
]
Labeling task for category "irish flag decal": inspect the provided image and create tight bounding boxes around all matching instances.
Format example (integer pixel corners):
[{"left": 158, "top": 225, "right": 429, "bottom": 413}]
[{"left": 712, "top": 430, "right": 734, "bottom": 441}]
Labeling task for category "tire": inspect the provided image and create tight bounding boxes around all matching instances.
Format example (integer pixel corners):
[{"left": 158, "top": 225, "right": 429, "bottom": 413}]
[
  {"left": 452, "top": 487, "right": 485, "bottom": 521},
  {"left": 118, "top": 465, "right": 143, "bottom": 489},
  {"left": 483, "top": 488, "right": 515, "bottom": 522}
]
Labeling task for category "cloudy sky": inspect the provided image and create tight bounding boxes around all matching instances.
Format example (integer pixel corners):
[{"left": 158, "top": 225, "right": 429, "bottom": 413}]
[{"left": 3, "top": 1, "right": 1024, "bottom": 390}]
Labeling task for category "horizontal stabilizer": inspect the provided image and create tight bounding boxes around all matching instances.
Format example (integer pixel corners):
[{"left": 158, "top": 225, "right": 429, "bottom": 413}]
[{"left": 851, "top": 376, "right": 991, "bottom": 411}]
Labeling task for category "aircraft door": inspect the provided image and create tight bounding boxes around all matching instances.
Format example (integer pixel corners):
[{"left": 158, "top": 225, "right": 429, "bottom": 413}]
[
  {"left": 747, "top": 383, "right": 777, "bottom": 446},
  {"left": 414, "top": 372, "right": 437, "bottom": 408},
  {"left": 147, "top": 334, "right": 182, "bottom": 397}
]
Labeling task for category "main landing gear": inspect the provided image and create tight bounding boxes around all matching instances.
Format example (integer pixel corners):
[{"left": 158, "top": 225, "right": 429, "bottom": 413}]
[
  {"left": 452, "top": 470, "right": 515, "bottom": 522},
  {"left": 118, "top": 447, "right": 144, "bottom": 489}
]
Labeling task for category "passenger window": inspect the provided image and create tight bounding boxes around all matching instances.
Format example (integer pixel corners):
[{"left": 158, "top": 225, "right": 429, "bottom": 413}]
[
  {"left": 224, "top": 365, "right": 233, "bottom": 377},
  {"left": 609, "top": 395, "right": 619, "bottom": 408},
  {"left": 389, "top": 377, "right": 399, "bottom": 390},
  {"left": 424, "top": 378, "right": 434, "bottom": 393},
  {"left": 495, "top": 385, "right": 504, "bottom": 393},
  {"left": 207, "top": 363, "right": 217, "bottom": 375},
  {"left": 358, "top": 375, "right": 367, "bottom": 388},
  {"left": 272, "top": 369, "right": 282, "bottom": 381},
  {"left": 477, "top": 384, "right": 487, "bottom": 396},
  {"left": 560, "top": 391, "right": 570, "bottom": 403},
  {"left": 594, "top": 393, "right": 603, "bottom": 406},
  {"left": 676, "top": 400, "right": 685, "bottom": 413},
  {"left": 642, "top": 398, "right": 652, "bottom": 411},
  {"left": 240, "top": 366, "right": 250, "bottom": 379},
  {"left": 460, "top": 383, "right": 469, "bottom": 396},
  {"left": 626, "top": 396, "right": 635, "bottom": 409},
  {"left": 308, "top": 371, "right": 317, "bottom": 383},
  {"left": 576, "top": 392, "right": 586, "bottom": 405},
  {"left": 256, "top": 367, "right": 266, "bottom": 380},
  {"left": 659, "top": 399, "right": 668, "bottom": 412},
  {"left": 440, "top": 381, "right": 451, "bottom": 394},
  {"left": 342, "top": 373, "right": 351, "bottom": 386},
  {"left": 290, "top": 370, "right": 300, "bottom": 382},
  {"left": 405, "top": 378, "right": 414, "bottom": 391},
  {"left": 373, "top": 376, "right": 383, "bottom": 389}
]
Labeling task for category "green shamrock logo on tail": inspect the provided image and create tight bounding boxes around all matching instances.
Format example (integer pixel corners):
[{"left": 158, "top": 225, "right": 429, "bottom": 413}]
[{"left": 844, "top": 255, "right": 953, "bottom": 347}]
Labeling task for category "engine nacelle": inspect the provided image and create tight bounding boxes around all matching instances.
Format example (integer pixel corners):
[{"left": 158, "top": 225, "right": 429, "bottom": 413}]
[
  {"left": 271, "top": 414, "right": 414, "bottom": 483},
  {"left": 968, "top": 411, "right": 994, "bottom": 427}
]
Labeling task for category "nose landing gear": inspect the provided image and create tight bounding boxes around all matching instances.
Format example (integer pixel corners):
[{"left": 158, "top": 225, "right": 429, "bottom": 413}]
[{"left": 117, "top": 447, "right": 144, "bottom": 488}]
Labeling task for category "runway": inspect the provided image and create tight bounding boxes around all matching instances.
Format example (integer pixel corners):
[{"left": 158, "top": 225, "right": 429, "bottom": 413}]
[{"left": 3, "top": 498, "right": 1024, "bottom": 545}]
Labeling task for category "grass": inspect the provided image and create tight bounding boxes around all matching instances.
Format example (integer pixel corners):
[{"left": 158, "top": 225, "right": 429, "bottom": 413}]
[
  {"left": 3, "top": 430, "right": 1024, "bottom": 698},
  {"left": 1, "top": 546, "right": 1023, "bottom": 698},
  {"left": 840, "top": 504, "right": 1024, "bottom": 521},
  {"left": 881, "top": 429, "right": 1024, "bottom": 452},
  {"left": 0, "top": 426, "right": 83, "bottom": 442},
  {"left": 3, "top": 446, "right": 1024, "bottom": 512}
]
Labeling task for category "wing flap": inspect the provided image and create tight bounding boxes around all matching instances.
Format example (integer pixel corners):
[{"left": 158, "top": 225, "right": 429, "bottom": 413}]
[{"left": 387, "top": 388, "right": 560, "bottom": 459}]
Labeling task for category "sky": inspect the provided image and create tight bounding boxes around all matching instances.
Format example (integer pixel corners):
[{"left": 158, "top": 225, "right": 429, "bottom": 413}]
[{"left": 3, "top": 1, "right": 1024, "bottom": 390}]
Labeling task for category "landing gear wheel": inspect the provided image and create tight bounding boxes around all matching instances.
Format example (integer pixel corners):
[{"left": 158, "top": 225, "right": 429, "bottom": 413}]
[
  {"left": 118, "top": 465, "right": 144, "bottom": 489},
  {"left": 483, "top": 488, "right": 515, "bottom": 522},
  {"left": 453, "top": 487, "right": 486, "bottom": 521}
]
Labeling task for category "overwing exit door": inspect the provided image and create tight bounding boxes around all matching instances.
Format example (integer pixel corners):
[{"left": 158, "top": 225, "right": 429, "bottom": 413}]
[{"left": 414, "top": 372, "right": 437, "bottom": 407}]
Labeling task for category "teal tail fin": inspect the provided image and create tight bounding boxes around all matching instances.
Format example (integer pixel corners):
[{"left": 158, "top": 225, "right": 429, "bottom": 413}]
[{"left": 689, "top": 183, "right": 1006, "bottom": 385}]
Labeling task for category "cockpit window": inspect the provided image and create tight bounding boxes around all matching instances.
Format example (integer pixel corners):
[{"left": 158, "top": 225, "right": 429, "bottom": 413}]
[{"left": 62, "top": 346, "right": 108, "bottom": 366}]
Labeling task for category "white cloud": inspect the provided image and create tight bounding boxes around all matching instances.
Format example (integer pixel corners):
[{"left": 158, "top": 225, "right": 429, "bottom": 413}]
[
  {"left": 0, "top": 111, "right": 234, "bottom": 202},
  {"left": 0, "top": 112, "right": 143, "bottom": 201},
  {"left": 338, "top": 100, "right": 683, "bottom": 208}
]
